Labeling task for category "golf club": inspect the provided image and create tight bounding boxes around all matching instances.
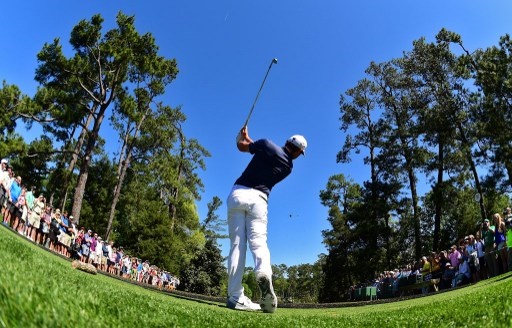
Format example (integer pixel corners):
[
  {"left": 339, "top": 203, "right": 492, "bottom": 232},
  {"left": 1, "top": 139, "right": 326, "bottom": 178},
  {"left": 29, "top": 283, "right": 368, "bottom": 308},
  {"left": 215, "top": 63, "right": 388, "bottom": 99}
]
[{"left": 243, "top": 58, "right": 278, "bottom": 127}]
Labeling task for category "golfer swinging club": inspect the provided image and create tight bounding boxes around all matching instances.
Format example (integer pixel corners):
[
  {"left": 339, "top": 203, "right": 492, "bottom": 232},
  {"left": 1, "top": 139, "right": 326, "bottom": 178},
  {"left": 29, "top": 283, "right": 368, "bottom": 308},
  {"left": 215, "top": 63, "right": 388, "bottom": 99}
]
[{"left": 227, "top": 125, "right": 307, "bottom": 312}]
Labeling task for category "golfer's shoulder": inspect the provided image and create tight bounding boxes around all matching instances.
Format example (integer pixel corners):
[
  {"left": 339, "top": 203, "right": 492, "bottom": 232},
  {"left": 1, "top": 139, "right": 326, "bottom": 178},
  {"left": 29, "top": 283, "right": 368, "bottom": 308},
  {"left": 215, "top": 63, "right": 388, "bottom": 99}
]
[{"left": 253, "top": 138, "right": 277, "bottom": 149}]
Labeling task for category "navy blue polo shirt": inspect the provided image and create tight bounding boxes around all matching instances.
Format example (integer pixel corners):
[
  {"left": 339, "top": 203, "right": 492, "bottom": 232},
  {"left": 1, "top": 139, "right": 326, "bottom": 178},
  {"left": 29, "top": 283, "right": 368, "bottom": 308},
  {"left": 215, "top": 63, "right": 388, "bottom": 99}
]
[{"left": 234, "top": 139, "right": 293, "bottom": 196}]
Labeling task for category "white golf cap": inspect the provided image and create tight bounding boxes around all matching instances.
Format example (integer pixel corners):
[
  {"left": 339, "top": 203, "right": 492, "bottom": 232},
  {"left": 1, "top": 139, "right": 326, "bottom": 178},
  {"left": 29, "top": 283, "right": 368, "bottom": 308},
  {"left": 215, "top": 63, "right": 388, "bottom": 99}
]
[
  {"left": 1, "top": 159, "right": 7, "bottom": 164},
  {"left": 287, "top": 135, "right": 307, "bottom": 155}
]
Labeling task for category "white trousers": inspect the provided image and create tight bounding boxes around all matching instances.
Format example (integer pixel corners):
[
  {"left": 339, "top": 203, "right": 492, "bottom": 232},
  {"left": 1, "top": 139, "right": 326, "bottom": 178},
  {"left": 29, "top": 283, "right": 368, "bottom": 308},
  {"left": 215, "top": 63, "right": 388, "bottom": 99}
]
[{"left": 227, "top": 185, "right": 271, "bottom": 299}]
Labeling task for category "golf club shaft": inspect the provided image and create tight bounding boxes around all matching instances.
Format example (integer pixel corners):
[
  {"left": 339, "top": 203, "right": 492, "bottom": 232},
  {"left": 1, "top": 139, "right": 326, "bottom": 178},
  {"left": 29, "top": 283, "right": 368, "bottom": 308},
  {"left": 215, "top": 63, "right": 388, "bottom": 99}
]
[{"left": 244, "top": 58, "right": 277, "bottom": 127}]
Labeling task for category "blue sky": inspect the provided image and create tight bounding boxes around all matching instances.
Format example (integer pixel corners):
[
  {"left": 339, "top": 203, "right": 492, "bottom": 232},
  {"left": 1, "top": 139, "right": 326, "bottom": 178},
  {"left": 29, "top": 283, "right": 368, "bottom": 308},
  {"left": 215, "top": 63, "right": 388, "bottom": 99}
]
[{"left": 1, "top": 1, "right": 511, "bottom": 266}]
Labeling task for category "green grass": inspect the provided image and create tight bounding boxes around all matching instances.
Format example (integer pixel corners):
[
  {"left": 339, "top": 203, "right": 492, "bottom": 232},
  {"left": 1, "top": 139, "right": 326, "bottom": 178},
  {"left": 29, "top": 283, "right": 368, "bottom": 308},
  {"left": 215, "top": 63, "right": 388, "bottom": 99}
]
[{"left": 1, "top": 225, "right": 511, "bottom": 328}]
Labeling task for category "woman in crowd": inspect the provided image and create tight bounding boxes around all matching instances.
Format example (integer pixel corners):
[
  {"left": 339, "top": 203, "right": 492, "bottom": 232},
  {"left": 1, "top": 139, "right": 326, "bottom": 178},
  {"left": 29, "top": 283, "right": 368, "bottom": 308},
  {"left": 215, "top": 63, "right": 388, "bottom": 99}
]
[
  {"left": 14, "top": 187, "right": 28, "bottom": 236},
  {"left": 39, "top": 205, "right": 52, "bottom": 247},
  {"left": 493, "top": 213, "right": 508, "bottom": 273},
  {"left": 48, "top": 209, "right": 61, "bottom": 252}
]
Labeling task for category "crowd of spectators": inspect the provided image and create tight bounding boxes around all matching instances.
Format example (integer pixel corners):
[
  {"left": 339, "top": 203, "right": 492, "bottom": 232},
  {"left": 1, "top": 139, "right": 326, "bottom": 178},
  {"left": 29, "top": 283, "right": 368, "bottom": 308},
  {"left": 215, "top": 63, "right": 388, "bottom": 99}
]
[
  {"left": 350, "top": 209, "right": 512, "bottom": 300},
  {"left": 0, "top": 158, "right": 180, "bottom": 290}
]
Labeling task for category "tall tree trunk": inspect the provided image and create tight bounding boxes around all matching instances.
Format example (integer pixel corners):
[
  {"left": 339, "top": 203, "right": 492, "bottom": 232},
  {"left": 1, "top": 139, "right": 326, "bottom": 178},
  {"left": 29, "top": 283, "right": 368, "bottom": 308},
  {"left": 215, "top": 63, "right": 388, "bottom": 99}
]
[
  {"left": 105, "top": 152, "right": 131, "bottom": 240},
  {"left": 168, "top": 128, "right": 185, "bottom": 232},
  {"left": 71, "top": 105, "right": 108, "bottom": 223},
  {"left": 59, "top": 113, "right": 94, "bottom": 210},
  {"left": 433, "top": 138, "right": 444, "bottom": 252},
  {"left": 408, "top": 163, "right": 422, "bottom": 259},
  {"left": 105, "top": 106, "right": 147, "bottom": 240},
  {"left": 457, "top": 122, "right": 487, "bottom": 222}
]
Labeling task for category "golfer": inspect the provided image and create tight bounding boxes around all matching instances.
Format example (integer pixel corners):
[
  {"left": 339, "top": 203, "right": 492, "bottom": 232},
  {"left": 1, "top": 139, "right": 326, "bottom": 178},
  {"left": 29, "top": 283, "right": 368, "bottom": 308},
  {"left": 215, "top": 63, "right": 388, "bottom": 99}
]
[{"left": 227, "top": 126, "right": 307, "bottom": 312}]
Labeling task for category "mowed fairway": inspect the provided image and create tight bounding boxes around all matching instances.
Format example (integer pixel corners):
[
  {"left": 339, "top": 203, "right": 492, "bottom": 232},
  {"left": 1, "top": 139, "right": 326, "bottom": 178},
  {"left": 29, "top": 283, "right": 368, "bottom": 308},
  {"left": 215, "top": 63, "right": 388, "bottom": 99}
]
[{"left": 0, "top": 225, "right": 511, "bottom": 328}]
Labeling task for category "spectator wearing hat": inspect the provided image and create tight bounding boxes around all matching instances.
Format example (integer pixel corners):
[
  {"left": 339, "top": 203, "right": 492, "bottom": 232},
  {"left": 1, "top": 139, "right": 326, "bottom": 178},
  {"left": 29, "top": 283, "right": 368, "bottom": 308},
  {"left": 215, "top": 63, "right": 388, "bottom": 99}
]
[
  {"left": 482, "top": 218, "right": 497, "bottom": 277},
  {"left": 101, "top": 239, "right": 109, "bottom": 271},
  {"left": 440, "top": 261, "right": 455, "bottom": 290},
  {"left": 1, "top": 166, "right": 13, "bottom": 223},
  {"left": 0, "top": 158, "right": 8, "bottom": 172},
  {"left": 93, "top": 235, "right": 103, "bottom": 268}
]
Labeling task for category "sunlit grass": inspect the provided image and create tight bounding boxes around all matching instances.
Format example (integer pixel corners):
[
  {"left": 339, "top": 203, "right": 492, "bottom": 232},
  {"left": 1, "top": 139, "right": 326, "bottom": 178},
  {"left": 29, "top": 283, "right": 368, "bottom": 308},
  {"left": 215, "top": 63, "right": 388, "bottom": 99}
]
[{"left": 0, "top": 225, "right": 511, "bottom": 327}]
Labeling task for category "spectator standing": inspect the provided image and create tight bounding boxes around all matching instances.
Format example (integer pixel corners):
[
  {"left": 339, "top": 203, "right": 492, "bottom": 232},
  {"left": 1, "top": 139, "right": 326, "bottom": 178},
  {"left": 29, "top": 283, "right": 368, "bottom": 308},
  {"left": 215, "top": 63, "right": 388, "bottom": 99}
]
[
  {"left": 94, "top": 236, "right": 103, "bottom": 268},
  {"left": 507, "top": 217, "right": 512, "bottom": 272},
  {"left": 475, "top": 231, "right": 486, "bottom": 280},
  {"left": 40, "top": 206, "right": 52, "bottom": 247},
  {"left": 482, "top": 218, "right": 498, "bottom": 278},
  {"left": 465, "top": 235, "right": 480, "bottom": 283},
  {"left": 504, "top": 207, "right": 512, "bottom": 221},
  {"left": 24, "top": 187, "right": 35, "bottom": 235},
  {"left": 108, "top": 246, "right": 117, "bottom": 275},
  {"left": 81, "top": 229, "right": 92, "bottom": 263},
  {"left": 116, "top": 247, "right": 124, "bottom": 276},
  {"left": 14, "top": 187, "right": 28, "bottom": 236},
  {"left": 122, "top": 254, "right": 131, "bottom": 279},
  {"left": 493, "top": 213, "right": 508, "bottom": 273},
  {"left": 58, "top": 210, "right": 71, "bottom": 257},
  {"left": 137, "top": 259, "right": 144, "bottom": 282},
  {"left": 25, "top": 186, "right": 35, "bottom": 216},
  {"left": 101, "top": 239, "right": 109, "bottom": 271},
  {"left": 88, "top": 233, "right": 98, "bottom": 265},
  {"left": 27, "top": 195, "right": 44, "bottom": 242},
  {"left": 0, "top": 160, "right": 10, "bottom": 219},
  {"left": 449, "top": 245, "right": 461, "bottom": 268},
  {"left": 74, "top": 227, "right": 85, "bottom": 260},
  {"left": 3, "top": 170, "right": 15, "bottom": 218},
  {"left": 439, "top": 251, "right": 449, "bottom": 269},
  {"left": 67, "top": 216, "right": 80, "bottom": 259},
  {"left": 48, "top": 209, "right": 61, "bottom": 252},
  {"left": 4, "top": 175, "right": 22, "bottom": 227}
]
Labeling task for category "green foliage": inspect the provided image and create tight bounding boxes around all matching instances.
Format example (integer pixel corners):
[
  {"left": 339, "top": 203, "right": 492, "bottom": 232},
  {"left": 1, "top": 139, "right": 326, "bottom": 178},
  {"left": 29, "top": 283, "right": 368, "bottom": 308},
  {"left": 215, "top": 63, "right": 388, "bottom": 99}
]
[
  {"left": 329, "top": 28, "right": 512, "bottom": 295},
  {"left": 77, "top": 155, "right": 117, "bottom": 234},
  {"left": 179, "top": 238, "right": 227, "bottom": 296},
  {"left": 242, "top": 269, "right": 259, "bottom": 301}
]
